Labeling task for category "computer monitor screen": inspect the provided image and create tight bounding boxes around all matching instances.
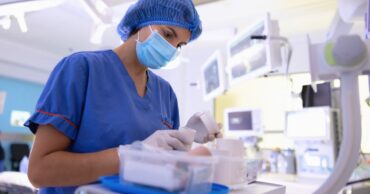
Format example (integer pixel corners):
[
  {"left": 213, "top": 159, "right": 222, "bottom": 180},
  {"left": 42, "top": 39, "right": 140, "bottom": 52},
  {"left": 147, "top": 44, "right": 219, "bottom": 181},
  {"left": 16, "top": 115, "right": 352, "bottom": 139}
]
[
  {"left": 204, "top": 60, "right": 220, "bottom": 94},
  {"left": 301, "top": 82, "right": 332, "bottom": 107},
  {"left": 201, "top": 51, "right": 225, "bottom": 100},
  {"left": 224, "top": 108, "right": 262, "bottom": 137},
  {"left": 285, "top": 107, "right": 332, "bottom": 140},
  {"left": 228, "top": 111, "right": 253, "bottom": 130}
]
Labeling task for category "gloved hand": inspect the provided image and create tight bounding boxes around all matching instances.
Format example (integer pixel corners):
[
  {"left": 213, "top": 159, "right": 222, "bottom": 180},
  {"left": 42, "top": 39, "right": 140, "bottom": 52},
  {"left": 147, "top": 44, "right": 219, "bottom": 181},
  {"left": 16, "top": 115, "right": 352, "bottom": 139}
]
[
  {"left": 206, "top": 123, "right": 223, "bottom": 142},
  {"left": 142, "top": 130, "right": 193, "bottom": 151},
  {"left": 185, "top": 112, "right": 223, "bottom": 143}
]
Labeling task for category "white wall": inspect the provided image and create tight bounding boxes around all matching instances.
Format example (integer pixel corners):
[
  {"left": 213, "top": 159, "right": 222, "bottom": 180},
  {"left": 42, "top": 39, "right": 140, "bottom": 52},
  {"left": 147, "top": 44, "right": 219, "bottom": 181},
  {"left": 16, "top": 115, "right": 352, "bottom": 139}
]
[
  {"left": 0, "top": 38, "right": 60, "bottom": 84},
  {"left": 154, "top": 40, "right": 226, "bottom": 126}
]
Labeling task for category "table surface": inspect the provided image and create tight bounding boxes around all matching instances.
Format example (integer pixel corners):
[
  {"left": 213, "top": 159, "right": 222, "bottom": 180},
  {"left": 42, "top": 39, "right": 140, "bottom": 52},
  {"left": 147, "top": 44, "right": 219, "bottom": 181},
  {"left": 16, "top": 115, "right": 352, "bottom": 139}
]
[
  {"left": 75, "top": 173, "right": 329, "bottom": 194},
  {"left": 258, "top": 174, "right": 324, "bottom": 194},
  {"left": 75, "top": 180, "right": 286, "bottom": 194}
]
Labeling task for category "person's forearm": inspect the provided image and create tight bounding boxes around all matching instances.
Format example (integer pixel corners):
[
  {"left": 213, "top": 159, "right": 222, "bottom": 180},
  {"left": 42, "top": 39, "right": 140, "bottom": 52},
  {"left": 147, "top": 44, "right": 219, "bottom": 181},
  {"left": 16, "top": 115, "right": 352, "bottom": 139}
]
[{"left": 28, "top": 147, "right": 119, "bottom": 187}]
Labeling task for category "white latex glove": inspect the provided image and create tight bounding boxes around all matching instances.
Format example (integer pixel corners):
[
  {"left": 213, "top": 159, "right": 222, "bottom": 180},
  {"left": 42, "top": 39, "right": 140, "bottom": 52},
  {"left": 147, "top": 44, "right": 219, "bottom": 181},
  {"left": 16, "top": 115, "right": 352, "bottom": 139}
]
[
  {"left": 142, "top": 130, "right": 193, "bottom": 151},
  {"left": 206, "top": 123, "right": 223, "bottom": 142},
  {"left": 185, "top": 112, "right": 223, "bottom": 144}
]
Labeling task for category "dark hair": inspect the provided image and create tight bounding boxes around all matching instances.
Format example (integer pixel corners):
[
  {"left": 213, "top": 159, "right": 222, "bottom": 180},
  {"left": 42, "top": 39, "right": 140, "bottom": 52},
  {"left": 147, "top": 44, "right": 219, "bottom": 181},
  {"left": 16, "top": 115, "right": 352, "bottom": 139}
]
[{"left": 128, "top": 28, "right": 139, "bottom": 39}]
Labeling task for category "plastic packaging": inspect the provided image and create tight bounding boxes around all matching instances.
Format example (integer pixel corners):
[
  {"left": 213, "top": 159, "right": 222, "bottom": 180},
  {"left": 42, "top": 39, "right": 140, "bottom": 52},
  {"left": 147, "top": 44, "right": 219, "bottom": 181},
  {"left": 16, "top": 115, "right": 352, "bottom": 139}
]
[
  {"left": 118, "top": 145, "right": 216, "bottom": 194},
  {"left": 212, "top": 155, "right": 247, "bottom": 186},
  {"left": 209, "top": 139, "right": 257, "bottom": 189},
  {"left": 212, "top": 155, "right": 262, "bottom": 190}
]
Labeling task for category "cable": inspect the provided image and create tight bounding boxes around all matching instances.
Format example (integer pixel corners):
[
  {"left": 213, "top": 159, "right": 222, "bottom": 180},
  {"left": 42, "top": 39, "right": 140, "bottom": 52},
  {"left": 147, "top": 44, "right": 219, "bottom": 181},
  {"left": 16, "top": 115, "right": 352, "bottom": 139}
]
[
  {"left": 250, "top": 35, "right": 267, "bottom": 40},
  {"left": 346, "top": 177, "right": 370, "bottom": 186}
]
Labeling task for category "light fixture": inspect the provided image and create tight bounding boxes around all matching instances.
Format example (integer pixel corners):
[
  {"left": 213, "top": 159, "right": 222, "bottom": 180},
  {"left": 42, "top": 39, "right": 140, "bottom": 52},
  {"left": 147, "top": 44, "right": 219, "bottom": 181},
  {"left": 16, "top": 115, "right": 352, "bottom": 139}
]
[
  {"left": 0, "top": 16, "right": 11, "bottom": 30},
  {"left": 90, "top": 22, "right": 110, "bottom": 44},
  {"left": 81, "top": 0, "right": 114, "bottom": 44},
  {"left": 94, "top": 0, "right": 108, "bottom": 15},
  {"left": 81, "top": 0, "right": 137, "bottom": 44},
  {"left": 14, "top": 12, "right": 27, "bottom": 32},
  {"left": 0, "top": 0, "right": 65, "bottom": 32}
]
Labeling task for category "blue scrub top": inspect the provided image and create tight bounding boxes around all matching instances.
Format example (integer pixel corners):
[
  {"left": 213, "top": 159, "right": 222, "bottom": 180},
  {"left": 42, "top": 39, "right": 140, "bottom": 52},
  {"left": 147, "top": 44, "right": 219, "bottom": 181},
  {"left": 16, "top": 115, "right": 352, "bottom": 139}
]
[{"left": 25, "top": 50, "right": 180, "bottom": 194}]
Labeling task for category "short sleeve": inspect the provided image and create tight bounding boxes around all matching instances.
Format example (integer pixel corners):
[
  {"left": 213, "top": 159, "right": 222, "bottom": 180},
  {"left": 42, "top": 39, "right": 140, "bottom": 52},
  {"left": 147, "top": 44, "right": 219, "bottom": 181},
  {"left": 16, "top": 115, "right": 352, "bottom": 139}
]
[
  {"left": 24, "top": 53, "right": 88, "bottom": 140},
  {"left": 169, "top": 86, "right": 180, "bottom": 129}
]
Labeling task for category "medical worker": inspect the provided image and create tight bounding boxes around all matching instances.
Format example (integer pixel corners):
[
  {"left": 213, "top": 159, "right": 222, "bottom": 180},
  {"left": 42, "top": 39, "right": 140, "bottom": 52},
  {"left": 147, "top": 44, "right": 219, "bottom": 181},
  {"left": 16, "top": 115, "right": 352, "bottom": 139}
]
[{"left": 24, "top": 0, "right": 220, "bottom": 193}]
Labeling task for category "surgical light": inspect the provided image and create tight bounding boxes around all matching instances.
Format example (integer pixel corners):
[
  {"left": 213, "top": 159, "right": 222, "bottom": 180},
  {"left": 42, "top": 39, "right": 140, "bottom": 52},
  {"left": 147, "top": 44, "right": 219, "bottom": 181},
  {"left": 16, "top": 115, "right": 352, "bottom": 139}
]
[
  {"left": 90, "top": 23, "right": 110, "bottom": 44},
  {"left": 80, "top": 0, "right": 115, "bottom": 44},
  {"left": 0, "top": 16, "right": 11, "bottom": 30},
  {"left": 94, "top": 0, "right": 108, "bottom": 15},
  {"left": 14, "top": 12, "right": 27, "bottom": 32},
  {"left": 0, "top": 0, "right": 65, "bottom": 33}
]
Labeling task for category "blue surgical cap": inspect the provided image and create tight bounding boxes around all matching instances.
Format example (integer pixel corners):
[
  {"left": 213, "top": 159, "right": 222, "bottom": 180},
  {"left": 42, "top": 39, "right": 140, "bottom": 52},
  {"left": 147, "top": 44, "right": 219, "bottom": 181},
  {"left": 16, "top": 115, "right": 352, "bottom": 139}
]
[{"left": 117, "top": 0, "right": 202, "bottom": 42}]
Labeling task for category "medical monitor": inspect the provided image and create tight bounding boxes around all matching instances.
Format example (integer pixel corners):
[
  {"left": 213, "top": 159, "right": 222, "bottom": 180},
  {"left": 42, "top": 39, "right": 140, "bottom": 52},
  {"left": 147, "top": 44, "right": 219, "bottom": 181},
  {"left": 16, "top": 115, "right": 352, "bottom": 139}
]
[
  {"left": 226, "top": 13, "right": 282, "bottom": 85},
  {"left": 224, "top": 108, "right": 263, "bottom": 138},
  {"left": 201, "top": 51, "right": 226, "bottom": 101},
  {"left": 285, "top": 107, "right": 335, "bottom": 141},
  {"left": 301, "top": 82, "right": 332, "bottom": 107}
]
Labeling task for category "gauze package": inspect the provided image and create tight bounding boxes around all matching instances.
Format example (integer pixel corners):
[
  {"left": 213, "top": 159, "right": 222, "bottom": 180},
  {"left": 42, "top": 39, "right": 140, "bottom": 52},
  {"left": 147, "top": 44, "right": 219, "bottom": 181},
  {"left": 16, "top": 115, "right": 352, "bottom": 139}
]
[{"left": 185, "top": 112, "right": 219, "bottom": 143}]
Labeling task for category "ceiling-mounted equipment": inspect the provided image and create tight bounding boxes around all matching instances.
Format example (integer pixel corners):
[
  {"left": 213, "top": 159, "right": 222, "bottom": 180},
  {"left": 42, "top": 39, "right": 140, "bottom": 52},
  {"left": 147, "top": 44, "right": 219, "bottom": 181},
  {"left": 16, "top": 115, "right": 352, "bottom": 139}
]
[
  {"left": 0, "top": 0, "right": 65, "bottom": 32},
  {"left": 225, "top": 13, "right": 283, "bottom": 86},
  {"left": 81, "top": 0, "right": 219, "bottom": 44},
  {"left": 80, "top": 0, "right": 134, "bottom": 44}
]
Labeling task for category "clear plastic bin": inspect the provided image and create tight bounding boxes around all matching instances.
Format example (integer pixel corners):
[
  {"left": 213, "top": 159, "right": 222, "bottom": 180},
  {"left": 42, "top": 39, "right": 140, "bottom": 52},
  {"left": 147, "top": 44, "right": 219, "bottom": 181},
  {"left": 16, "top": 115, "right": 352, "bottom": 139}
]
[
  {"left": 212, "top": 156, "right": 263, "bottom": 190},
  {"left": 213, "top": 156, "right": 247, "bottom": 186},
  {"left": 119, "top": 147, "right": 217, "bottom": 194}
]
